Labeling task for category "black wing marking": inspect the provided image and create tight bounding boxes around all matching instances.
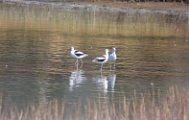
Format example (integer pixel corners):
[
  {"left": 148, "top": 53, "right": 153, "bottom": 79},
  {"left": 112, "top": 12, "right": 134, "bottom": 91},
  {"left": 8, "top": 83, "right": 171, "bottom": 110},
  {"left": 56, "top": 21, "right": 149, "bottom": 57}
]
[
  {"left": 75, "top": 50, "right": 85, "bottom": 57},
  {"left": 96, "top": 56, "right": 106, "bottom": 62}
]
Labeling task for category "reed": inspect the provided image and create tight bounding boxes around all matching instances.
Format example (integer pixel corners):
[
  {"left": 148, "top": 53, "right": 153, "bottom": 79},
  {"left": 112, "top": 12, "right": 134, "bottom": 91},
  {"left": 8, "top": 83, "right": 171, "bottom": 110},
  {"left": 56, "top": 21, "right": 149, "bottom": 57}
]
[
  {"left": 0, "top": 3, "right": 188, "bottom": 39},
  {"left": 117, "top": 0, "right": 188, "bottom": 3},
  {"left": 0, "top": 86, "right": 189, "bottom": 120}
]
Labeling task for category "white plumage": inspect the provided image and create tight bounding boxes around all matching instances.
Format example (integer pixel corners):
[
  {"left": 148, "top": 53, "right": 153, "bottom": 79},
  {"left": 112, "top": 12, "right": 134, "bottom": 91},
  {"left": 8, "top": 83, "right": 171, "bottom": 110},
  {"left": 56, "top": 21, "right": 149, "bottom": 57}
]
[
  {"left": 92, "top": 49, "right": 109, "bottom": 71},
  {"left": 70, "top": 47, "right": 88, "bottom": 65},
  {"left": 108, "top": 48, "right": 117, "bottom": 70},
  {"left": 109, "top": 48, "right": 117, "bottom": 62}
]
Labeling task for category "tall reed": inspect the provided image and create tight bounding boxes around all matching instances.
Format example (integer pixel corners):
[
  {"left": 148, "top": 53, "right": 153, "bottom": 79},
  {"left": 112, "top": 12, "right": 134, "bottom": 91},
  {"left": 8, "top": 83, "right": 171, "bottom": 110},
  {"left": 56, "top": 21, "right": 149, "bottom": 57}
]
[
  {"left": 0, "top": 3, "right": 188, "bottom": 39},
  {"left": 0, "top": 86, "right": 189, "bottom": 120}
]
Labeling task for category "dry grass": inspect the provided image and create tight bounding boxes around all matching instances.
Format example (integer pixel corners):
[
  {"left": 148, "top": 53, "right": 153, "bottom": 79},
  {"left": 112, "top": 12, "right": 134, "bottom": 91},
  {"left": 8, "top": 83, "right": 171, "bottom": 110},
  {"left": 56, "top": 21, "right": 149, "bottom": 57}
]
[
  {"left": 0, "top": 3, "right": 188, "bottom": 39},
  {"left": 0, "top": 86, "right": 189, "bottom": 120},
  {"left": 1, "top": 1, "right": 189, "bottom": 40}
]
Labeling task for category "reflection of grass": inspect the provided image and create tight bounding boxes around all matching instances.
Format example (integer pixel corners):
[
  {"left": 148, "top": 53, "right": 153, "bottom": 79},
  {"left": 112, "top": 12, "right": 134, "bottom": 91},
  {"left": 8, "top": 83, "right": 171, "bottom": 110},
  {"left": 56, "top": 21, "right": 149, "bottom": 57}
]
[{"left": 1, "top": 86, "right": 189, "bottom": 120}]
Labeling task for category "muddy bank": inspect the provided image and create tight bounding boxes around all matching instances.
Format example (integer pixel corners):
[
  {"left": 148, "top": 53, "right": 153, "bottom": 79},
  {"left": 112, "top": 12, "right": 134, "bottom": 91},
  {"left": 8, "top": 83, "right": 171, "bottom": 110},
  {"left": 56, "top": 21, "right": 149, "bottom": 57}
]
[
  {"left": 2, "top": 0, "right": 189, "bottom": 19},
  {"left": 1, "top": 0, "right": 189, "bottom": 26}
]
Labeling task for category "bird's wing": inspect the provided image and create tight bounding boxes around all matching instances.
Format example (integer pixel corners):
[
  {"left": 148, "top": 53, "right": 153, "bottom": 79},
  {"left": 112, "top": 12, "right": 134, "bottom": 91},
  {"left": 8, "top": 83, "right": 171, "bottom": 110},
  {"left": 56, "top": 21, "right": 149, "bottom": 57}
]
[
  {"left": 96, "top": 56, "right": 106, "bottom": 62},
  {"left": 75, "top": 51, "right": 85, "bottom": 56}
]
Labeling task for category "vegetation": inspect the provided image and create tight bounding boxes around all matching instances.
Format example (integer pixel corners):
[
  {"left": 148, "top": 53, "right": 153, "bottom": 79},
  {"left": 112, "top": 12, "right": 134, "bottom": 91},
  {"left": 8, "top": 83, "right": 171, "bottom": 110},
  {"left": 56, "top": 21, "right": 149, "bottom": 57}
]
[
  {"left": 117, "top": 0, "right": 188, "bottom": 3},
  {"left": 20, "top": 0, "right": 189, "bottom": 4},
  {"left": 25, "top": 0, "right": 189, "bottom": 4},
  {"left": 1, "top": 3, "right": 188, "bottom": 39},
  {"left": 0, "top": 86, "right": 189, "bottom": 120}
]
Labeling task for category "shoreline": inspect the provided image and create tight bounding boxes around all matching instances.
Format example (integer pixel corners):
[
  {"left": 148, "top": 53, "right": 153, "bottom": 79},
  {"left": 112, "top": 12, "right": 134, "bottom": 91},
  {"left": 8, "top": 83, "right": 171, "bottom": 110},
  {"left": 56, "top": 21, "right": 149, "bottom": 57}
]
[
  {"left": 94, "top": 2, "right": 189, "bottom": 11},
  {"left": 2, "top": 0, "right": 189, "bottom": 17}
]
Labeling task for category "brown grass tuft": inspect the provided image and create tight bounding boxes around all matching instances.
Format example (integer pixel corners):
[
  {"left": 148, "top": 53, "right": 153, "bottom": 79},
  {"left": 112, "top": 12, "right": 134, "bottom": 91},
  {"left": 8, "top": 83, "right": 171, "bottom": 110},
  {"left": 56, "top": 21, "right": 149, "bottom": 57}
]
[{"left": 0, "top": 86, "right": 189, "bottom": 120}]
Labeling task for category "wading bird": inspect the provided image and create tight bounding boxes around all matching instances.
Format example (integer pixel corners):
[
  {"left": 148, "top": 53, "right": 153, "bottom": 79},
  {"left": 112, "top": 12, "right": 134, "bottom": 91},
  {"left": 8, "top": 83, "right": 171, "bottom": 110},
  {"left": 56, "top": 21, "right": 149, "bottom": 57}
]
[
  {"left": 108, "top": 48, "right": 117, "bottom": 70},
  {"left": 70, "top": 47, "right": 88, "bottom": 67},
  {"left": 92, "top": 49, "right": 109, "bottom": 72}
]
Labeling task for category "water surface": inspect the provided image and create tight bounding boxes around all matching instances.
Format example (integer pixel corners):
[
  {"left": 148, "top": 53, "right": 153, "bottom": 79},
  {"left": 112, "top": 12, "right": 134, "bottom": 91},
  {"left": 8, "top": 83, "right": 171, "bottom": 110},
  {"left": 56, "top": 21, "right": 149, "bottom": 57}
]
[{"left": 0, "top": 2, "right": 189, "bottom": 116}]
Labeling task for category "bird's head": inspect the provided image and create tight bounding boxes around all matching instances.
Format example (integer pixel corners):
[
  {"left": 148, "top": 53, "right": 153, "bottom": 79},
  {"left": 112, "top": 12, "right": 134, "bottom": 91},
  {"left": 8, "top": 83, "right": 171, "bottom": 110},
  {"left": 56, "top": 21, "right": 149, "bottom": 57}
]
[
  {"left": 71, "top": 46, "right": 74, "bottom": 51},
  {"left": 112, "top": 48, "right": 116, "bottom": 51},
  {"left": 105, "top": 49, "right": 109, "bottom": 54}
]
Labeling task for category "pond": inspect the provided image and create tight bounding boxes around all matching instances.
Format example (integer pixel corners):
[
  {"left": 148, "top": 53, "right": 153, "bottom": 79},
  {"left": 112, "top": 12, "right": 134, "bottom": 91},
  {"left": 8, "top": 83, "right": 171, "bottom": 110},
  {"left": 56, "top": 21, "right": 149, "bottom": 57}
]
[{"left": 0, "top": 1, "right": 189, "bottom": 118}]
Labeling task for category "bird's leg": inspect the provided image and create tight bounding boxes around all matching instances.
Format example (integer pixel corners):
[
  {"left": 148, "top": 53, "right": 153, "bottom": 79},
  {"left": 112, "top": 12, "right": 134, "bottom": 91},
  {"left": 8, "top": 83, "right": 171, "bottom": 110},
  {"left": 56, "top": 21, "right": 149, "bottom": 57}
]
[
  {"left": 76, "top": 63, "right": 79, "bottom": 71},
  {"left": 75, "top": 59, "right": 79, "bottom": 70},
  {"left": 80, "top": 59, "right": 83, "bottom": 69},
  {"left": 113, "top": 61, "right": 116, "bottom": 70},
  {"left": 75, "top": 59, "right": 78, "bottom": 65},
  {"left": 110, "top": 63, "right": 112, "bottom": 71},
  {"left": 100, "top": 70, "right": 103, "bottom": 78},
  {"left": 100, "top": 64, "right": 103, "bottom": 72}
]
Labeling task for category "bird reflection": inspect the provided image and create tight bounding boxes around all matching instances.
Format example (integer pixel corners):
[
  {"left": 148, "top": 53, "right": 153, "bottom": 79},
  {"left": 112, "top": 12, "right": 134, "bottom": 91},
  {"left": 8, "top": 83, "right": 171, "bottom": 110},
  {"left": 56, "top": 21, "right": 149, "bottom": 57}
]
[
  {"left": 107, "top": 71, "right": 116, "bottom": 90},
  {"left": 96, "top": 71, "right": 116, "bottom": 93},
  {"left": 96, "top": 73, "right": 108, "bottom": 91},
  {"left": 69, "top": 70, "right": 86, "bottom": 91}
]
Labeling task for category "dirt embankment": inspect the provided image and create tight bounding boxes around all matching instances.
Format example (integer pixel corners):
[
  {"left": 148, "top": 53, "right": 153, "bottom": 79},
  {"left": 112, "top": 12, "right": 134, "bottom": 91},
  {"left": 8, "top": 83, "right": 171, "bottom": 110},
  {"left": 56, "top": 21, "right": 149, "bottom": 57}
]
[
  {"left": 90, "top": 2, "right": 189, "bottom": 12},
  {"left": 2, "top": 0, "right": 189, "bottom": 15}
]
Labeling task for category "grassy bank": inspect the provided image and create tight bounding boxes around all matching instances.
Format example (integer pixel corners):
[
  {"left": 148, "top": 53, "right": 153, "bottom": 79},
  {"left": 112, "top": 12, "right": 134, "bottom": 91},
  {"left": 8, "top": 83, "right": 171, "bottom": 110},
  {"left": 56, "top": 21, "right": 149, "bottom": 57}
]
[
  {"left": 91, "top": 0, "right": 189, "bottom": 4},
  {"left": 1, "top": 2, "right": 188, "bottom": 39},
  {"left": 0, "top": 86, "right": 189, "bottom": 120},
  {"left": 4, "top": 0, "right": 189, "bottom": 4}
]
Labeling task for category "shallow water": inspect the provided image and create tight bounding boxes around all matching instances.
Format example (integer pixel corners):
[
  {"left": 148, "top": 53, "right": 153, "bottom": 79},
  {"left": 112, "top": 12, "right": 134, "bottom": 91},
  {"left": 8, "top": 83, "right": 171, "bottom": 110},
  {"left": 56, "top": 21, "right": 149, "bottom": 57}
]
[{"left": 0, "top": 2, "right": 189, "bottom": 116}]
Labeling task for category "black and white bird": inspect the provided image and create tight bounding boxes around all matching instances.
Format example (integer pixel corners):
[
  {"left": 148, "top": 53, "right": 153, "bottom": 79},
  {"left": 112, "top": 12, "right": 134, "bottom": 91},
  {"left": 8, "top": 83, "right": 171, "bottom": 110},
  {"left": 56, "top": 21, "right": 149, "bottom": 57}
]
[
  {"left": 70, "top": 47, "right": 88, "bottom": 65},
  {"left": 108, "top": 48, "right": 117, "bottom": 70},
  {"left": 92, "top": 49, "right": 109, "bottom": 72}
]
